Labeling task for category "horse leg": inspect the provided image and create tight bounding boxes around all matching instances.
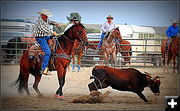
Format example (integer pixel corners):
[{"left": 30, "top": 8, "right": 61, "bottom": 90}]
[
  {"left": 33, "top": 73, "right": 43, "bottom": 96},
  {"left": 104, "top": 53, "right": 109, "bottom": 66},
  {"left": 178, "top": 56, "right": 180, "bottom": 73},
  {"left": 167, "top": 53, "right": 172, "bottom": 73},
  {"left": 72, "top": 54, "right": 75, "bottom": 72},
  {"left": 19, "top": 64, "right": 31, "bottom": 96},
  {"left": 56, "top": 66, "right": 66, "bottom": 97},
  {"left": 23, "top": 73, "right": 31, "bottom": 96},
  {"left": 172, "top": 55, "right": 177, "bottom": 73},
  {"left": 112, "top": 51, "right": 117, "bottom": 67}
]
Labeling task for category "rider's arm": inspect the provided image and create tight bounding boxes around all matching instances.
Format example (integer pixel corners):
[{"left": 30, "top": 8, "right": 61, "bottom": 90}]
[
  {"left": 101, "top": 22, "right": 107, "bottom": 33},
  {"left": 166, "top": 27, "right": 171, "bottom": 38},
  {"left": 48, "top": 19, "right": 57, "bottom": 25}
]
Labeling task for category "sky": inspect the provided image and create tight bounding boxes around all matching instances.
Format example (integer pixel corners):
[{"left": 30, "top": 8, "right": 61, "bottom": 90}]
[{"left": 1, "top": 1, "right": 179, "bottom": 26}]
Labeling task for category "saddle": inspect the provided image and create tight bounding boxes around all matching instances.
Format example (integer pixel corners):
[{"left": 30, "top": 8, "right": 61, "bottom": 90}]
[{"left": 29, "top": 38, "right": 57, "bottom": 71}]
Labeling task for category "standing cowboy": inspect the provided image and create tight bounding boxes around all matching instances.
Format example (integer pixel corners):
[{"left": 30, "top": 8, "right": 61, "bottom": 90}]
[
  {"left": 98, "top": 15, "right": 115, "bottom": 51},
  {"left": 32, "top": 9, "right": 61, "bottom": 75},
  {"left": 166, "top": 20, "right": 179, "bottom": 53},
  {"left": 65, "top": 12, "right": 81, "bottom": 31},
  {"left": 65, "top": 12, "right": 82, "bottom": 71}
]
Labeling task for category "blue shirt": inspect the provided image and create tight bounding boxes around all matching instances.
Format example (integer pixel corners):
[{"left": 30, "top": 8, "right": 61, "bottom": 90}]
[{"left": 166, "top": 25, "right": 179, "bottom": 38}]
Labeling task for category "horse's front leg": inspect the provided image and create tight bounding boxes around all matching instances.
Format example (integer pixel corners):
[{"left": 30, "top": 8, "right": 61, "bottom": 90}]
[
  {"left": 104, "top": 52, "right": 109, "bottom": 65},
  {"left": 77, "top": 53, "right": 82, "bottom": 72},
  {"left": 55, "top": 64, "right": 66, "bottom": 97},
  {"left": 172, "top": 54, "right": 177, "bottom": 73},
  {"left": 72, "top": 53, "right": 75, "bottom": 72},
  {"left": 112, "top": 50, "right": 117, "bottom": 67}
]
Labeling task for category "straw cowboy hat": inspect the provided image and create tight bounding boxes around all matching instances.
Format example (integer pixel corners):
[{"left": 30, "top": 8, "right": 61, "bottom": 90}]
[
  {"left": 106, "top": 15, "right": 113, "bottom": 19},
  {"left": 172, "top": 20, "right": 179, "bottom": 24},
  {"left": 37, "top": 9, "right": 53, "bottom": 17}
]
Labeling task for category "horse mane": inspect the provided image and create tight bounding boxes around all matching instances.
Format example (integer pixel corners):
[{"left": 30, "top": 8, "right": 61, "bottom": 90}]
[
  {"left": 58, "top": 23, "right": 86, "bottom": 47},
  {"left": 105, "top": 32, "right": 111, "bottom": 38},
  {"left": 105, "top": 28, "right": 119, "bottom": 39}
]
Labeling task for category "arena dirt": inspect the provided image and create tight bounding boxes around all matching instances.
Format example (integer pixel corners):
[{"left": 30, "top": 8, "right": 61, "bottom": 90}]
[{"left": 1, "top": 65, "right": 179, "bottom": 110}]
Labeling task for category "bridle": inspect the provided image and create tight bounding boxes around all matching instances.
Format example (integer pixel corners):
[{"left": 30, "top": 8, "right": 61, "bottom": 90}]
[
  {"left": 62, "top": 23, "right": 87, "bottom": 44},
  {"left": 55, "top": 23, "right": 87, "bottom": 60}
]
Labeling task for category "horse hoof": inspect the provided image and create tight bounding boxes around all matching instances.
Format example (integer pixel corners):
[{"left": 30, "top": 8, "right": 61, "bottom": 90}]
[
  {"left": 54, "top": 94, "right": 64, "bottom": 99},
  {"left": 38, "top": 94, "right": 44, "bottom": 97}
]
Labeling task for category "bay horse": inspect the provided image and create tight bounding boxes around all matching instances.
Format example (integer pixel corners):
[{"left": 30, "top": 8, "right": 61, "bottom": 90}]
[
  {"left": 71, "top": 40, "right": 85, "bottom": 72},
  {"left": 161, "top": 36, "right": 179, "bottom": 73},
  {"left": 116, "top": 31, "right": 132, "bottom": 65},
  {"left": 12, "top": 22, "right": 88, "bottom": 98},
  {"left": 101, "top": 27, "right": 121, "bottom": 65},
  {"left": 5, "top": 37, "right": 35, "bottom": 59}
]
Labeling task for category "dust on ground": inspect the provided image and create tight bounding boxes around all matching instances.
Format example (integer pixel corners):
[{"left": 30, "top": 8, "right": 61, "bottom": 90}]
[{"left": 1, "top": 65, "right": 179, "bottom": 110}]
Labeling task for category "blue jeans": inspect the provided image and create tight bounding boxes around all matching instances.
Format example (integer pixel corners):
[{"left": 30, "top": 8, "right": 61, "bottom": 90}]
[
  {"left": 36, "top": 36, "right": 51, "bottom": 71},
  {"left": 98, "top": 32, "right": 106, "bottom": 48}
]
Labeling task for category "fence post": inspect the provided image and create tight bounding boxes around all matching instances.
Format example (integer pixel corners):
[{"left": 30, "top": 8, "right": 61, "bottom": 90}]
[
  {"left": 144, "top": 34, "right": 148, "bottom": 67},
  {"left": 15, "top": 37, "right": 18, "bottom": 64}
]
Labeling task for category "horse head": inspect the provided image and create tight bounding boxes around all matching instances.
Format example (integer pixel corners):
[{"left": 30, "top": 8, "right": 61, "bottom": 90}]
[
  {"left": 107, "top": 27, "right": 122, "bottom": 42},
  {"left": 72, "top": 22, "right": 89, "bottom": 46}
]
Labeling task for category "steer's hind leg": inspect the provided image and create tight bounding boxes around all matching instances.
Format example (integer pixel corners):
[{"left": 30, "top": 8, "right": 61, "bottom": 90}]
[{"left": 136, "top": 92, "right": 148, "bottom": 102}]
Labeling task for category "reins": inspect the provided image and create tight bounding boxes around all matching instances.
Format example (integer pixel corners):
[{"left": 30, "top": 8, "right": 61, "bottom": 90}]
[{"left": 55, "top": 24, "right": 87, "bottom": 61}]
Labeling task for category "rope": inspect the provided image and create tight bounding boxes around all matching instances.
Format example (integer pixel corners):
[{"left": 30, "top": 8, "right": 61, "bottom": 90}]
[
  {"left": 63, "top": 86, "right": 89, "bottom": 94},
  {"left": 90, "top": 74, "right": 103, "bottom": 94},
  {"left": 61, "top": 73, "right": 103, "bottom": 94},
  {"left": 56, "top": 38, "right": 72, "bottom": 61}
]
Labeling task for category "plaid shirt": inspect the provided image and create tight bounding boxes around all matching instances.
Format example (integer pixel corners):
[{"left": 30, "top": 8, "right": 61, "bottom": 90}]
[{"left": 32, "top": 16, "right": 57, "bottom": 37}]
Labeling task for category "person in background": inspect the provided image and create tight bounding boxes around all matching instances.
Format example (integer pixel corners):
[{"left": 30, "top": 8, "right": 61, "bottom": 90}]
[
  {"left": 166, "top": 20, "right": 179, "bottom": 53},
  {"left": 98, "top": 15, "right": 115, "bottom": 52},
  {"left": 65, "top": 12, "right": 82, "bottom": 71},
  {"left": 32, "top": 9, "right": 61, "bottom": 75},
  {"left": 64, "top": 12, "right": 81, "bottom": 32}
]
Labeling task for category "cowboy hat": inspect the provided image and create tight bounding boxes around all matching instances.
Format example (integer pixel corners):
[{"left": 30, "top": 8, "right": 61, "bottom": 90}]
[
  {"left": 106, "top": 15, "right": 113, "bottom": 19},
  {"left": 67, "top": 12, "right": 81, "bottom": 23},
  {"left": 172, "top": 20, "right": 179, "bottom": 24},
  {"left": 37, "top": 9, "right": 53, "bottom": 17}
]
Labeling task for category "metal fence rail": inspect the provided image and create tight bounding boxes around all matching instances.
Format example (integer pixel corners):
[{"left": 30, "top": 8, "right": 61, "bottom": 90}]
[{"left": 1, "top": 36, "right": 169, "bottom": 68}]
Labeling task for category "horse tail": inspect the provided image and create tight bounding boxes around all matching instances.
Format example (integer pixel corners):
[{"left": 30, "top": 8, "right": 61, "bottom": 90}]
[
  {"left": 129, "top": 47, "right": 132, "bottom": 56},
  {"left": 10, "top": 69, "right": 24, "bottom": 94}
]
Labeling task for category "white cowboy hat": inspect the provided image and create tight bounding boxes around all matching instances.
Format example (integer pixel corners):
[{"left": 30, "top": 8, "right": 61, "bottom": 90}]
[
  {"left": 37, "top": 9, "right": 53, "bottom": 17},
  {"left": 171, "top": 20, "right": 179, "bottom": 24}
]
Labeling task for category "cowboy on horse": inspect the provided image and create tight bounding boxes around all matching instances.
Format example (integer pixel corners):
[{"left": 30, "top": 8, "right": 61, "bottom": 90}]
[
  {"left": 166, "top": 20, "right": 179, "bottom": 54},
  {"left": 98, "top": 15, "right": 115, "bottom": 52},
  {"left": 32, "top": 9, "right": 61, "bottom": 75}
]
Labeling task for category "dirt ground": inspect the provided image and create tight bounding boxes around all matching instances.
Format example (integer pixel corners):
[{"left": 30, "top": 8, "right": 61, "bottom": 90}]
[{"left": 1, "top": 65, "right": 179, "bottom": 110}]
